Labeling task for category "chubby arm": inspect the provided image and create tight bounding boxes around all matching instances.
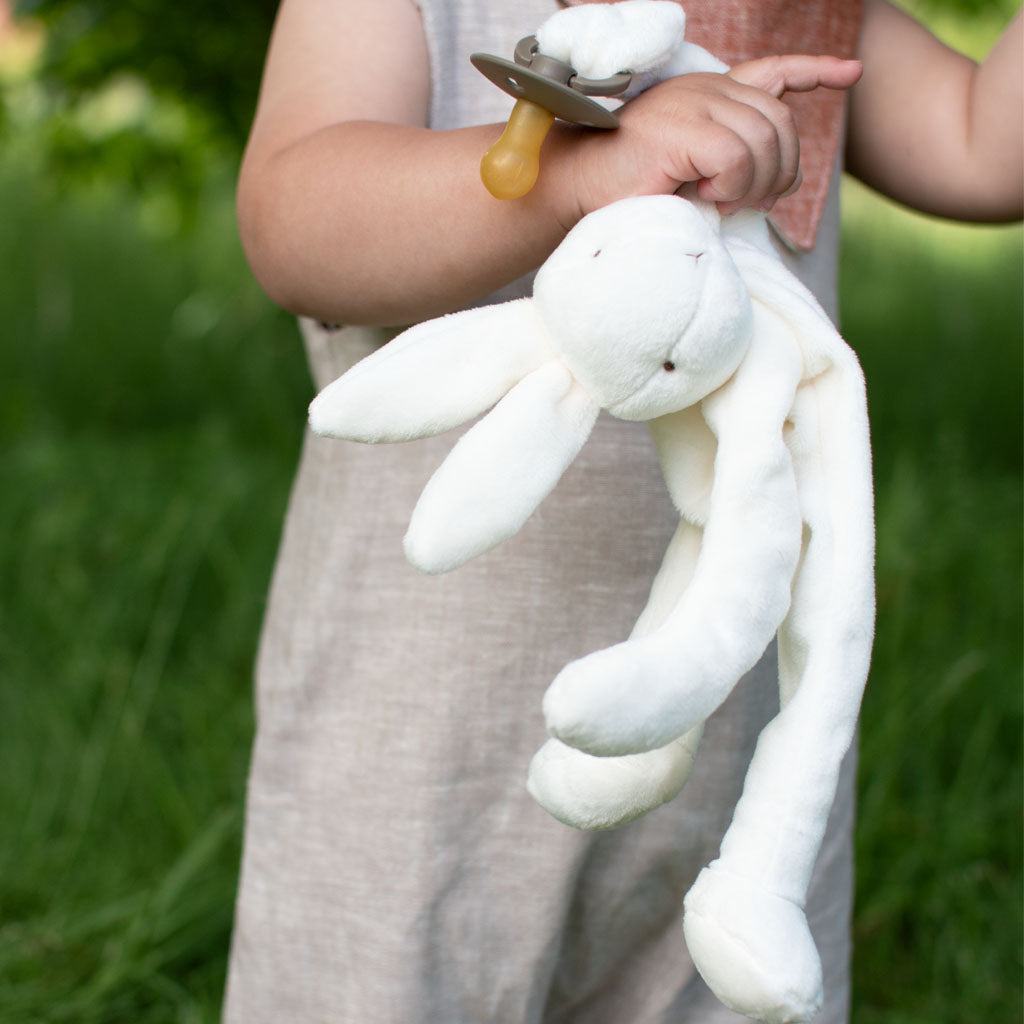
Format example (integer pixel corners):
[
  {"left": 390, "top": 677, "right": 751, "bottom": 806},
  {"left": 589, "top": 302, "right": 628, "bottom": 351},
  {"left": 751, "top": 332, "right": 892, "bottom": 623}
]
[
  {"left": 847, "top": 0, "right": 1023, "bottom": 221},
  {"left": 236, "top": 0, "right": 568, "bottom": 327},
  {"left": 238, "top": 0, "right": 862, "bottom": 326}
]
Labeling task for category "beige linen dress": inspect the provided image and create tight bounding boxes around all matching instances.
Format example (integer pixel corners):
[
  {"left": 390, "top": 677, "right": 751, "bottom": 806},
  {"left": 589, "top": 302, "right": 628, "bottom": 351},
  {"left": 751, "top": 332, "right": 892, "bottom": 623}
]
[{"left": 224, "top": 2, "right": 863, "bottom": 1021}]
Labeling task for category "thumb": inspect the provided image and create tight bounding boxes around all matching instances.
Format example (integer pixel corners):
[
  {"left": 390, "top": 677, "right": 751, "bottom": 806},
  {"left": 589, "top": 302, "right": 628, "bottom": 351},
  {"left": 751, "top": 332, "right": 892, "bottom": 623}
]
[{"left": 728, "top": 54, "right": 863, "bottom": 98}]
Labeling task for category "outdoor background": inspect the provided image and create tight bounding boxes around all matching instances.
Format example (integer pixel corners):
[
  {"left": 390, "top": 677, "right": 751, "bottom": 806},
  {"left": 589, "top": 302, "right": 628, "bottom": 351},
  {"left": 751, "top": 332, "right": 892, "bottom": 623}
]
[{"left": 0, "top": 0, "right": 1020, "bottom": 1021}]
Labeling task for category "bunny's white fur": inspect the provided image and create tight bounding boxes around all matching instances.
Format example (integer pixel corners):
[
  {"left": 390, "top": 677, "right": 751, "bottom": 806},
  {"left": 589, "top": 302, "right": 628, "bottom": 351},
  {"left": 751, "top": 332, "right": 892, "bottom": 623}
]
[{"left": 308, "top": 5, "right": 874, "bottom": 1023}]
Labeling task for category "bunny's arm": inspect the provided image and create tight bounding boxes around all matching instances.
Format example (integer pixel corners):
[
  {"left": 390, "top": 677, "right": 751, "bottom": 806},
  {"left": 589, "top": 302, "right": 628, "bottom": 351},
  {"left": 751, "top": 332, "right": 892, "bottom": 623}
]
[
  {"left": 308, "top": 298, "right": 551, "bottom": 442},
  {"left": 542, "top": 319, "right": 804, "bottom": 757}
]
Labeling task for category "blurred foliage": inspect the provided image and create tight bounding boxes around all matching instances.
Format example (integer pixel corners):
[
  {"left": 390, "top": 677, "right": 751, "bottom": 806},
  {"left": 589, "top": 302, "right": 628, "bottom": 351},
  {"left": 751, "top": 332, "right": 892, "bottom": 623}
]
[
  {"left": 4, "top": 0, "right": 1018, "bottom": 213},
  {"left": 0, "top": 4, "right": 249, "bottom": 229},
  {"left": 903, "top": 0, "right": 1019, "bottom": 16},
  {"left": 15, "top": 0, "right": 1023, "bottom": 156},
  {"left": 17, "top": 0, "right": 278, "bottom": 147}
]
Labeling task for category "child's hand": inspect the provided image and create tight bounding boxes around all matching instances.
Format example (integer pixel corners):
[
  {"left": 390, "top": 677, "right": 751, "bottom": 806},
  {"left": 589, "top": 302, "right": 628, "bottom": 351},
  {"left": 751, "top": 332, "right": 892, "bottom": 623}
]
[{"left": 561, "top": 54, "right": 862, "bottom": 220}]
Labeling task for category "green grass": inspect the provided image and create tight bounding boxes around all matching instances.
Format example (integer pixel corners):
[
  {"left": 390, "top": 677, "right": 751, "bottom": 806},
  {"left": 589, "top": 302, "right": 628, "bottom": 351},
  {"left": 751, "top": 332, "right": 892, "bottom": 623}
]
[
  {"left": 0, "top": 153, "right": 311, "bottom": 1021},
  {"left": 1, "top": 133, "right": 1020, "bottom": 1024},
  {"left": 840, "top": 181, "right": 1023, "bottom": 1023}
]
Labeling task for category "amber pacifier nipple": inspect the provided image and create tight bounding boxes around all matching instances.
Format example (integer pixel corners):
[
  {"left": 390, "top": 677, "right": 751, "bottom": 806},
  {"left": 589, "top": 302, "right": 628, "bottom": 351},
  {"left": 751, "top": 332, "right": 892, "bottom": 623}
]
[
  {"left": 481, "top": 99, "right": 556, "bottom": 200},
  {"left": 471, "top": 36, "right": 631, "bottom": 200}
]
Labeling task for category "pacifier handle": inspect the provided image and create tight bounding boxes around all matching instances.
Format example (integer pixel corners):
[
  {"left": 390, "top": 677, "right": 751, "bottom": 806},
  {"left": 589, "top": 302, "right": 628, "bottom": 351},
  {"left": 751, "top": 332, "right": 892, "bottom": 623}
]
[{"left": 471, "top": 36, "right": 631, "bottom": 200}]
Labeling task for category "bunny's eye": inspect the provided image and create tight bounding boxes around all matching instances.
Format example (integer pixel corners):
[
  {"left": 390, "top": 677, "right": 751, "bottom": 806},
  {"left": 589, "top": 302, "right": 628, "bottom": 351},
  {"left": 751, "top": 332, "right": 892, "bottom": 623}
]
[
  {"left": 663, "top": 361, "right": 676, "bottom": 372},
  {"left": 592, "top": 250, "right": 602, "bottom": 258}
]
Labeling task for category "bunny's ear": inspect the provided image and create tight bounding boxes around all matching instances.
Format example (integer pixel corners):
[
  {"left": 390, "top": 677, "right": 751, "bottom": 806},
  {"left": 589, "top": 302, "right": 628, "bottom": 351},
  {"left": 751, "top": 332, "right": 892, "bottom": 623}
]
[
  {"left": 308, "top": 298, "right": 551, "bottom": 442},
  {"left": 404, "top": 360, "right": 599, "bottom": 574}
]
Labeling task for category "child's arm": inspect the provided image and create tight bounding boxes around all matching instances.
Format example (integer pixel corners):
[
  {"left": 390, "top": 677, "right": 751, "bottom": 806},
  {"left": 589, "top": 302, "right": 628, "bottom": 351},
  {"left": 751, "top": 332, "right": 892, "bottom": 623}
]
[
  {"left": 847, "top": 0, "right": 1023, "bottom": 221},
  {"left": 238, "top": 0, "right": 860, "bottom": 327}
]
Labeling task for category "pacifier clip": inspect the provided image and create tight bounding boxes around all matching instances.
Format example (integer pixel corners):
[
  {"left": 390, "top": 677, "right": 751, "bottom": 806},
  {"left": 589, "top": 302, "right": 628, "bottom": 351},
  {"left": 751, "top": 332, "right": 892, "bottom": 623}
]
[{"left": 471, "top": 36, "right": 632, "bottom": 199}]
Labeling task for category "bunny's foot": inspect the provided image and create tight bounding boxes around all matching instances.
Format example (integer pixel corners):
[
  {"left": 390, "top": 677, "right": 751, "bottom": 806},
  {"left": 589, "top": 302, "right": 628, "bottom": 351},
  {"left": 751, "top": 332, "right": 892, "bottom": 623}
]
[
  {"left": 683, "top": 865, "right": 823, "bottom": 1024},
  {"left": 526, "top": 729, "right": 701, "bottom": 830}
]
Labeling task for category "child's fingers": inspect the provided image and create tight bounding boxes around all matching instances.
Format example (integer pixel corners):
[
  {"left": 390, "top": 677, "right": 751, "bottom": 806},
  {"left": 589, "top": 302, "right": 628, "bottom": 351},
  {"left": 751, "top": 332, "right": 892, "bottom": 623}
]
[
  {"left": 683, "top": 116, "right": 783, "bottom": 208},
  {"left": 698, "top": 90, "right": 800, "bottom": 203},
  {"left": 635, "top": 74, "right": 801, "bottom": 207},
  {"left": 729, "top": 54, "right": 864, "bottom": 99},
  {"left": 696, "top": 57, "right": 860, "bottom": 210},
  {"left": 575, "top": 58, "right": 856, "bottom": 216}
]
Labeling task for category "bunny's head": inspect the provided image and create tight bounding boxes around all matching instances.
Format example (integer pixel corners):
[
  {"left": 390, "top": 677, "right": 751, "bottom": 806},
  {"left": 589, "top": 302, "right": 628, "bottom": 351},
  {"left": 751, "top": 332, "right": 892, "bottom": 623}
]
[
  {"left": 309, "top": 195, "right": 763, "bottom": 574},
  {"left": 533, "top": 196, "right": 753, "bottom": 420}
]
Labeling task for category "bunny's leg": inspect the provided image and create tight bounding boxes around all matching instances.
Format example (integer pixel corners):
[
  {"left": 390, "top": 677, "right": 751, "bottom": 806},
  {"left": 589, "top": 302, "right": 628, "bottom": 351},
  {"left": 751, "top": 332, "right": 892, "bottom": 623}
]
[
  {"left": 543, "top": 326, "right": 804, "bottom": 757},
  {"left": 682, "top": 353, "right": 874, "bottom": 1024},
  {"left": 527, "top": 728, "right": 703, "bottom": 831},
  {"left": 528, "top": 517, "right": 705, "bottom": 830}
]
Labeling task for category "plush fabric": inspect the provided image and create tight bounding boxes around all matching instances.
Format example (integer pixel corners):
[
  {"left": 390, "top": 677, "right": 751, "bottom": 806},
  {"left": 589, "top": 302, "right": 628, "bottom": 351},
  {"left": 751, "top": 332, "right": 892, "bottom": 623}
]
[{"left": 537, "top": 0, "right": 727, "bottom": 85}]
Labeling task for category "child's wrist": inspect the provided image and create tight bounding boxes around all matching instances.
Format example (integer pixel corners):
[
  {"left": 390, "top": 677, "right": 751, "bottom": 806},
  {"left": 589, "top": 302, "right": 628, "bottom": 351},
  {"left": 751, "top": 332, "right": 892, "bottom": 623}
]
[{"left": 530, "top": 121, "right": 592, "bottom": 232}]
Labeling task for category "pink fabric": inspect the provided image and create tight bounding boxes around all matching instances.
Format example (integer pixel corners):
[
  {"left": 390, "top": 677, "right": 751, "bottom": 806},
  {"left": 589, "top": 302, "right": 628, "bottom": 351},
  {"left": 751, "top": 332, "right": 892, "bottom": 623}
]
[{"left": 563, "top": 0, "right": 863, "bottom": 250}]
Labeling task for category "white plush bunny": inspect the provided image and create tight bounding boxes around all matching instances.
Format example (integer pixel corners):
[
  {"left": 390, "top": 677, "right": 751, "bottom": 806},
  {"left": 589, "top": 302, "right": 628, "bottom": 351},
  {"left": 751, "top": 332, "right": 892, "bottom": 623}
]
[
  {"left": 309, "top": 5, "right": 875, "bottom": 1023},
  {"left": 309, "top": 195, "right": 874, "bottom": 1024}
]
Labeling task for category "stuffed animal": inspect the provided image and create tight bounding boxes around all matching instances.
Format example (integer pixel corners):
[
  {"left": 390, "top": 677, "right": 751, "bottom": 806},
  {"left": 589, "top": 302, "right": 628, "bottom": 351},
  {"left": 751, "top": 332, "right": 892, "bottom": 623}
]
[
  {"left": 309, "top": 193, "right": 874, "bottom": 1024},
  {"left": 308, "top": 5, "right": 875, "bottom": 1023}
]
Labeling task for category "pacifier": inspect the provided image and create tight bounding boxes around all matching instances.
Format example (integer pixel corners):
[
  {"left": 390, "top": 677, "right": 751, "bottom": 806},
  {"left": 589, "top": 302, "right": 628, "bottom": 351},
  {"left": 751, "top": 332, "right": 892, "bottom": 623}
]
[{"left": 471, "top": 36, "right": 632, "bottom": 200}]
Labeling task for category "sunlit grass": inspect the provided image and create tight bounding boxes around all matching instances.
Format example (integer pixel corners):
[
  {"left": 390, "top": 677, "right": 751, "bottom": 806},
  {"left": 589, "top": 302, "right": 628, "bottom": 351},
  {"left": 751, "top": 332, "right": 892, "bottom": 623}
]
[{"left": 897, "top": 0, "right": 1017, "bottom": 59}]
